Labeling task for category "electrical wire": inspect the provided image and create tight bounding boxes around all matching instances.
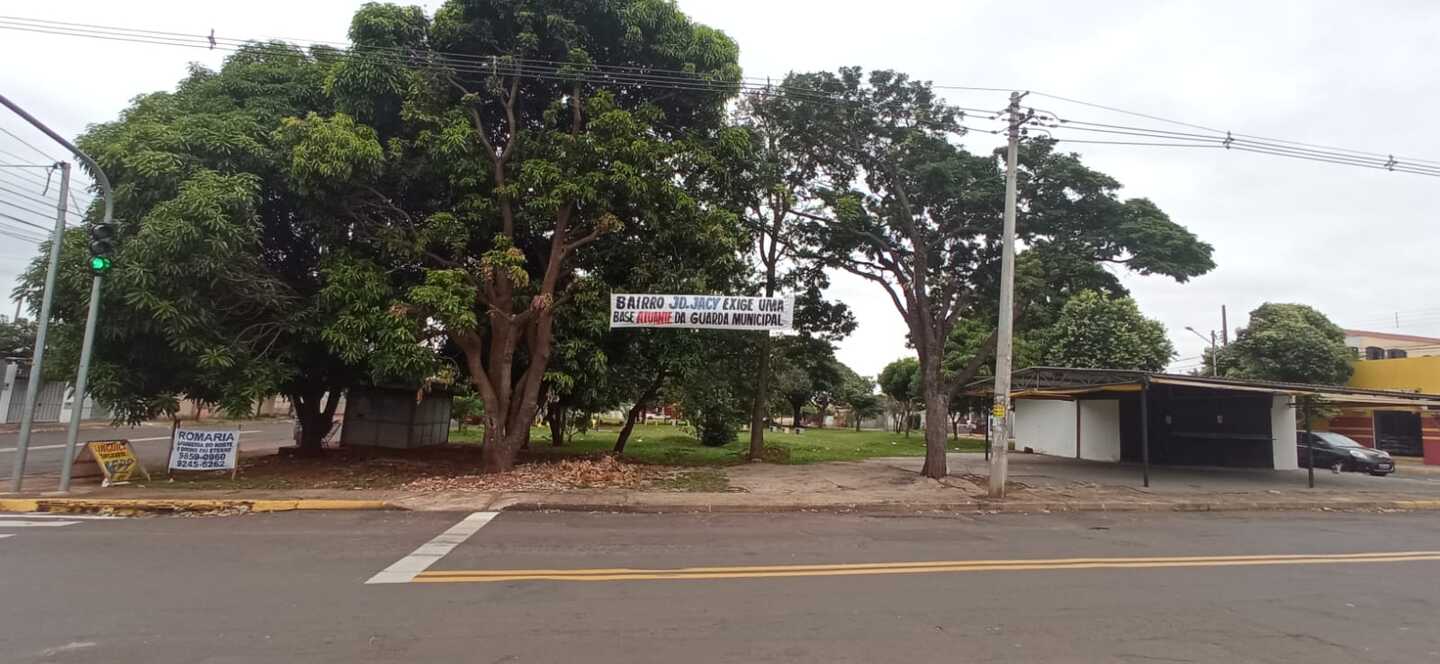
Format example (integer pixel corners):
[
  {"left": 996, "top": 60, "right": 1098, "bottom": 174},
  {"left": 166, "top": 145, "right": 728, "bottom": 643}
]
[
  {"left": 0, "top": 220, "right": 46, "bottom": 239},
  {"left": 6, "top": 15, "right": 1440, "bottom": 179},
  {"left": 0, "top": 196, "right": 62, "bottom": 222},
  {"left": 0, "top": 182, "right": 85, "bottom": 220},
  {"left": 0, "top": 125, "right": 60, "bottom": 162}
]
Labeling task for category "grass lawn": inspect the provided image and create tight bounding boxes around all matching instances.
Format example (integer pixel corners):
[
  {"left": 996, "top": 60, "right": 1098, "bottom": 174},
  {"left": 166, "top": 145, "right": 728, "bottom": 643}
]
[{"left": 450, "top": 423, "right": 985, "bottom": 467}]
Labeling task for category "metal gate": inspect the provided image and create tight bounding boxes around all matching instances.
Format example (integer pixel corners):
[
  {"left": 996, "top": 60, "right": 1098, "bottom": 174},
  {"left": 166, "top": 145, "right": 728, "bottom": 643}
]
[{"left": 5, "top": 378, "right": 67, "bottom": 423}]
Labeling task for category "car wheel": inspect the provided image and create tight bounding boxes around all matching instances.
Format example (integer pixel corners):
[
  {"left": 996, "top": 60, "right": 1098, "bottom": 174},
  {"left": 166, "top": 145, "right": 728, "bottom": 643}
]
[{"left": 1370, "top": 471, "right": 1391, "bottom": 477}]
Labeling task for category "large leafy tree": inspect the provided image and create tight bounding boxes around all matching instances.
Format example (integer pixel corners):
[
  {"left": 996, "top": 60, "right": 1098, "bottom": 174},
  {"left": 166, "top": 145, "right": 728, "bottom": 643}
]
[
  {"left": 832, "top": 364, "right": 882, "bottom": 431},
  {"left": 878, "top": 356, "right": 921, "bottom": 435},
  {"left": 18, "top": 43, "right": 429, "bottom": 448},
  {"left": 1036, "top": 290, "right": 1174, "bottom": 371},
  {"left": 767, "top": 335, "right": 843, "bottom": 432},
  {"left": 1218, "top": 303, "right": 1353, "bottom": 385},
  {"left": 315, "top": 1, "right": 744, "bottom": 472},
  {"left": 731, "top": 88, "right": 854, "bottom": 457},
  {"left": 782, "top": 68, "right": 1213, "bottom": 477}
]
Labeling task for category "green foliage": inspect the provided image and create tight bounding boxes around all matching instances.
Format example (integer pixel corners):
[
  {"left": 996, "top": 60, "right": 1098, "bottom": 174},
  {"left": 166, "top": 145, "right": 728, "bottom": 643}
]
[
  {"left": 1218, "top": 303, "right": 1354, "bottom": 385},
  {"left": 0, "top": 317, "right": 36, "bottom": 358},
  {"left": 15, "top": 41, "right": 427, "bottom": 431},
  {"left": 1036, "top": 290, "right": 1175, "bottom": 371},
  {"left": 878, "top": 357, "right": 921, "bottom": 405},
  {"left": 313, "top": 0, "right": 746, "bottom": 469},
  {"left": 834, "top": 367, "right": 884, "bottom": 425},
  {"left": 678, "top": 332, "right": 755, "bottom": 447}
]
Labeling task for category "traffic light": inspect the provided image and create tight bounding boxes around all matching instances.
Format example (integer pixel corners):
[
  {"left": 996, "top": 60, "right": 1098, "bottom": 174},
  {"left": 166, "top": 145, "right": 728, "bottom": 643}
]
[{"left": 87, "top": 222, "right": 117, "bottom": 274}]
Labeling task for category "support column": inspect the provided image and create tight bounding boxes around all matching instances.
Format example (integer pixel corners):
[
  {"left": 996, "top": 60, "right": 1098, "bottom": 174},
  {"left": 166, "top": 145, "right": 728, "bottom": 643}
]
[
  {"left": 1075, "top": 400, "right": 1082, "bottom": 459},
  {"left": 1140, "top": 381, "right": 1151, "bottom": 488}
]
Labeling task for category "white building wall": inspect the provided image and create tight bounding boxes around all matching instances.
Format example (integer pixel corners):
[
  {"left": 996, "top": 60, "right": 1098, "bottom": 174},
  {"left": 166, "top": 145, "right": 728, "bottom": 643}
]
[
  {"left": 1271, "top": 395, "right": 1298, "bottom": 470},
  {"left": 1078, "top": 400, "right": 1122, "bottom": 462},
  {"left": 1013, "top": 400, "right": 1076, "bottom": 457}
]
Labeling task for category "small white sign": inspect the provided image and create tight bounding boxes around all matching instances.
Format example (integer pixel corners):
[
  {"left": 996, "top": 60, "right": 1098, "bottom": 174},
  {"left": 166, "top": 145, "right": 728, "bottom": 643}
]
[{"left": 168, "top": 429, "right": 239, "bottom": 471}]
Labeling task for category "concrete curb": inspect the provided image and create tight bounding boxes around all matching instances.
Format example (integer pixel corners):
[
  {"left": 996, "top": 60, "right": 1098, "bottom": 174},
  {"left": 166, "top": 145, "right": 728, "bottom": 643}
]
[
  {"left": 0, "top": 497, "right": 398, "bottom": 515},
  {"left": 498, "top": 498, "right": 1440, "bottom": 515},
  {"left": 8, "top": 495, "right": 1440, "bottom": 516}
]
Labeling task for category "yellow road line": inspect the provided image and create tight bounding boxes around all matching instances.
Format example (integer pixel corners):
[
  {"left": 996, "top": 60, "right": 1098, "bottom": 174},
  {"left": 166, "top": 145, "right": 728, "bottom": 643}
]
[
  {"left": 418, "top": 550, "right": 1440, "bottom": 577},
  {"left": 414, "top": 551, "right": 1440, "bottom": 584}
]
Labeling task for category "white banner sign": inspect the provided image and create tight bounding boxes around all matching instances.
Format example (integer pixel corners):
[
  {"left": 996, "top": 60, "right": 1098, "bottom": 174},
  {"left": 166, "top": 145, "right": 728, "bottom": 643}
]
[
  {"left": 610, "top": 294, "right": 795, "bottom": 331},
  {"left": 168, "top": 429, "right": 239, "bottom": 471}
]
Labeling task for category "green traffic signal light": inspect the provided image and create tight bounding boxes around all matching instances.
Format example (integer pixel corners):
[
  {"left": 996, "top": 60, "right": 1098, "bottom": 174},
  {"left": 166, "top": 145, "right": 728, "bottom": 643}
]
[{"left": 89, "top": 255, "right": 112, "bottom": 273}]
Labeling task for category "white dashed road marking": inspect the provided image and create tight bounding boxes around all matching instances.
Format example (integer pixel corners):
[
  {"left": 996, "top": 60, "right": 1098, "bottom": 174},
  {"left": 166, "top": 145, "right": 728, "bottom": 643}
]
[{"left": 367, "top": 511, "right": 498, "bottom": 585}]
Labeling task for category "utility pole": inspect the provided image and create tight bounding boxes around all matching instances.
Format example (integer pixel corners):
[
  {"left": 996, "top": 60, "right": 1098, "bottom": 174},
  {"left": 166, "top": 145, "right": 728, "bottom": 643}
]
[
  {"left": 0, "top": 92, "right": 115, "bottom": 494},
  {"left": 1220, "top": 305, "right": 1228, "bottom": 346},
  {"left": 1210, "top": 330, "right": 1217, "bottom": 376},
  {"left": 6, "top": 161, "right": 67, "bottom": 493},
  {"left": 989, "top": 91, "right": 1028, "bottom": 499}
]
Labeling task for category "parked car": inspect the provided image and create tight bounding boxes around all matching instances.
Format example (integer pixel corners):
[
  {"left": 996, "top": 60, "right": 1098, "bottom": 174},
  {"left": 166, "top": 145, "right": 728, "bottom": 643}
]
[{"left": 1297, "top": 431, "right": 1394, "bottom": 476}]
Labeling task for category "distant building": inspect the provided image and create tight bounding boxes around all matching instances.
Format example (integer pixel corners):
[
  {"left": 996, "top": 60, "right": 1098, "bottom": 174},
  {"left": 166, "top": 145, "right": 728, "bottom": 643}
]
[
  {"left": 1344, "top": 329, "right": 1440, "bottom": 360},
  {"left": 1319, "top": 353, "right": 1440, "bottom": 464}
]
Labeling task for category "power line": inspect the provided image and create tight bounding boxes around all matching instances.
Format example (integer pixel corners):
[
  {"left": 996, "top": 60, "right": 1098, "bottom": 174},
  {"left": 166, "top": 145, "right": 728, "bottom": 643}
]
[
  {"left": 0, "top": 162, "right": 95, "bottom": 208},
  {"left": 6, "top": 15, "right": 1440, "bottom": 180},
  {"left": 0, "top": 196, "right": 65, "bottom": 222},
  {"left": 0, "top": 125, "right": 59, "bottom": 161},
  {"left": 0, "top": 182, "right": 85, "bottom": 220}
]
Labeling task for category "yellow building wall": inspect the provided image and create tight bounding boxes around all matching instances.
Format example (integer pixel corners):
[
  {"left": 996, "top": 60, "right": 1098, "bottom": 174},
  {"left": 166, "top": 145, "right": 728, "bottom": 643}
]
[{"left": 1347, "top": 355, "right": 1440, "bottom": 394}]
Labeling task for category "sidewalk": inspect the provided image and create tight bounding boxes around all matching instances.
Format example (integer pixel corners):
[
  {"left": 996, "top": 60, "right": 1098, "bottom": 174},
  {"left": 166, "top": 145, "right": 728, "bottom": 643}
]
[{"left": 9, "top": 452, "right": 1440, "bottom": 515}]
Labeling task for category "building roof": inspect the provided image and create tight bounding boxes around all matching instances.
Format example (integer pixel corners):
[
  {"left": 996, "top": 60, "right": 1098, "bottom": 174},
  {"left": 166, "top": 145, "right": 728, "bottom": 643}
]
[
  {"left": 964, "top": 367, "right": 1440, "bottom": 408},
  {"left": 1344, "top": 329, "right": 1440, "bottom": 344}
]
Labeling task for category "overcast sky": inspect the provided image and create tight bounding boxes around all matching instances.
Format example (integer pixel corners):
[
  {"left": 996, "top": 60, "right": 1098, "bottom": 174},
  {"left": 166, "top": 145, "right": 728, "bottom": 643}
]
[{"left": 2, "top": 0, "right": 1438, "bottom": 378}]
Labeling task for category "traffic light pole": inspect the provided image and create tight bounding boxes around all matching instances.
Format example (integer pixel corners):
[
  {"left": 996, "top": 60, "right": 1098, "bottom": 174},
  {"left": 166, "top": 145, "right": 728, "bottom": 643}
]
[
  {"left": 0, "top": 92, "right": 115, "bottom": 494},
  {"left": 6, "top": 161, "right": 67, "bottom": 494},
  {"left": 57, "top": 276, "right": 103, "bottom": 492}
]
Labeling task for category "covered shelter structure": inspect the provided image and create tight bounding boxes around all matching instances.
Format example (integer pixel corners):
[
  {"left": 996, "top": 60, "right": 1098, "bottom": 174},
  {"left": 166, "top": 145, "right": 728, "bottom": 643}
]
[{"left": 967, "top": 368, "right": 1440, "bottom": 487}]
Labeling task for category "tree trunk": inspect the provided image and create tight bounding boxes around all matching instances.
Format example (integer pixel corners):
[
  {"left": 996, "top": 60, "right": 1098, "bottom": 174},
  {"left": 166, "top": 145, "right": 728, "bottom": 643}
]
[
  {"left": 791, "top": 400, "right": 804, "bottom": 433},
  {"left": 918, "top": 355, "right": 949, "bottom": 479},
  {"left": 549, "top": 405, "right": 566, "bottom": 447},
  {"left": 615, "top": 371, "right": 664, "bottom": 455},
  {"left": 614, "top": 402, "right": 645, "bottom": 455},
  {"left": 855, "top": 414, "right": 862, "bottom": 432},
  {"left": 748, "top": 331, "right": 772, "bottom": 460},
  {"left": 815, "top": 403, "right": 827, "bottom": 428},
  {"left": 481, "top": 436, "right": 517, "bottom": 473},
  {"left": 291, "top": 389, "right": 338, "bottom": 458}
]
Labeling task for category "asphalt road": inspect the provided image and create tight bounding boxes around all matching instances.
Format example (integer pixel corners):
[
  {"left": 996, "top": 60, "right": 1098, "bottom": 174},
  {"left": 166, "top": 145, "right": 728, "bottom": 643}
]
[
  {"left": 3, "top": 510, "right": 1440, "bottom": 663},
  {"left": 0, "top": 419, "right": 297, "bottom": 479}
]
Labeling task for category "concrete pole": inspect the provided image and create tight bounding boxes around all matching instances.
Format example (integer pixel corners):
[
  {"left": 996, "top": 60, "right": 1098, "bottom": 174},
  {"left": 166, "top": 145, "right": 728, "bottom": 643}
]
[
  {"left": 57, "top": 275, "right": 102, "bottom": 492},
  {"left": 1210, "top": 331, "right": 1218, "bottom": 377},
  {"left": 7, "top": 161, "right": 68, "bottom": 493},
  {"left": 0, "top": 92, "right": 115, "bottom": 493},
  {"left": 1220, "top": 305, "right": 1229, "bottom": 346},
  {"left": 988, "top": 91, "right": 1025, "bottom": 499}
]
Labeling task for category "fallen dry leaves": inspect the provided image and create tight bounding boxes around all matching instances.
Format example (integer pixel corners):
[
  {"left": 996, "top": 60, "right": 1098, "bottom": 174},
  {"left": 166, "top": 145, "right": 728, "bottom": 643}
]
[{"left": 402, "top": 456, "right": 670, "bottom": 493}]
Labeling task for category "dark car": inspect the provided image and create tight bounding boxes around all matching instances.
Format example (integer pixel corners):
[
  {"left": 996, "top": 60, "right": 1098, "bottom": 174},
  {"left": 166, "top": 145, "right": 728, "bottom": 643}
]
[{"left": 1297, "top": 431, "right": 1395, "bottom": 476}]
